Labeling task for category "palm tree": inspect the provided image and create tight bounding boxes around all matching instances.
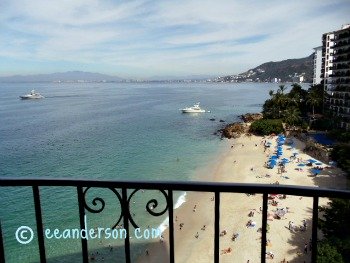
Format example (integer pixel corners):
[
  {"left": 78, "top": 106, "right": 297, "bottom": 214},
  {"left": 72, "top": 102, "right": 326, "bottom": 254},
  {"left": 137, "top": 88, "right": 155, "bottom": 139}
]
[
  {"left": 284, "top": 107, "right": 301, "bottom": 126},
  {"left": 274, "top": 91, "right": 288, "bottom": 118},
  {"left": 306, "top": 90, "right": 322, "bottom": 118},
  {"left": 289, "top": 93, "right": 301, "bottom": 107},
  {"left": 279, "top": 85, "right": 287, "bottom": 94}
]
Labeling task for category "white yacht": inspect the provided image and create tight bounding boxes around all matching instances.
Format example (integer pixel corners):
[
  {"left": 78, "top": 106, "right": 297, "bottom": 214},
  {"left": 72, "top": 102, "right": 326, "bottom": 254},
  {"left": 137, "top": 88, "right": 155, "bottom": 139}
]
[
  {"left": 20, "top": 90, "right": 44, "bottom": 100},
  {"left": 181, "top": 102, "right": 206, "bottom": 113}
]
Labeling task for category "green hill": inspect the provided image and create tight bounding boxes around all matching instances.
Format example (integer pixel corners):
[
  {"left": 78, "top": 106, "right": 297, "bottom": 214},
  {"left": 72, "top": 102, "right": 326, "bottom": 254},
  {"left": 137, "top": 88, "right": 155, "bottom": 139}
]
[{"left": 217, "top": 54, "right": 314, "bottom": 83}]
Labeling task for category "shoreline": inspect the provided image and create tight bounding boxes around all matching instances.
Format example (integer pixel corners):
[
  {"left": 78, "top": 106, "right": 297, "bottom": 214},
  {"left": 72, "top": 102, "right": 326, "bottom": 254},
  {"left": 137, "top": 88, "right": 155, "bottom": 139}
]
[{"left": 137, "top": 134, "right": 348, "bottom": 263}]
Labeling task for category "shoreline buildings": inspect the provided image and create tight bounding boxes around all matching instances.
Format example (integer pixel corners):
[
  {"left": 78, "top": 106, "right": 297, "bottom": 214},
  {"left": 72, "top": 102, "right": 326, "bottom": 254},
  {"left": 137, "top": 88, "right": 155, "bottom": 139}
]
[{"left": 317, "top": 24, "right": 350, "bottom": 130}]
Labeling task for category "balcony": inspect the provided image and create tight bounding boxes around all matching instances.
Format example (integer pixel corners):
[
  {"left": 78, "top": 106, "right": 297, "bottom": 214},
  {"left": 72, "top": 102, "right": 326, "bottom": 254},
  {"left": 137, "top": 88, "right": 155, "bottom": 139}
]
[
  {"left": 334, "top": 47, "right": 350, "bottom": 55},
  {"left": 1, "top": 178, "right": 350, "bottom": 263},
  {"left": 333, "top": 40, "right": 350, "bottom": 49},
  {"left": 329, "top": 64, "right": 350, "bottom": 71},
  {"left": 337, "top": 31, "right": 350, "bottom": 40},
  {"left": 332, "top": 86, "right": 350, "bottom": 92},
  {"left": 328, "top": 71, "right": 350, "bottom": 77},
  {"left": 333, "top": 55, "right": 350, "bottom": 63}
]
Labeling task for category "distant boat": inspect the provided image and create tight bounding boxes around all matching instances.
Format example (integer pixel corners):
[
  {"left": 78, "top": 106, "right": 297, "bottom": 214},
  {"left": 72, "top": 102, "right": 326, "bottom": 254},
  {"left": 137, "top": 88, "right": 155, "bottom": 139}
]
[
  {"left": 20, "top": 90, "right": 44, "bottom": 100},
  {"left": 181, "top": 102, "right": 206, "bottom": 113}
]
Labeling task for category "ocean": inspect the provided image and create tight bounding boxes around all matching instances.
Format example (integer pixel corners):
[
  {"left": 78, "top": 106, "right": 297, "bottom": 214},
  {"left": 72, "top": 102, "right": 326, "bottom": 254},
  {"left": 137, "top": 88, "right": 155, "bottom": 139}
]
[{"left": 0, "top": 82, "right": 308, "bottom": 262}]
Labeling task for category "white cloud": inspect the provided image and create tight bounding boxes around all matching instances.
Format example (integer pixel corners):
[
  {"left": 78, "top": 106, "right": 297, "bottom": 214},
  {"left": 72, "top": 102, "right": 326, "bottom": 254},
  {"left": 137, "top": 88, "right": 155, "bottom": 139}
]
[{"left": 0, "top": 0, "right": 349, "bottom": 77}]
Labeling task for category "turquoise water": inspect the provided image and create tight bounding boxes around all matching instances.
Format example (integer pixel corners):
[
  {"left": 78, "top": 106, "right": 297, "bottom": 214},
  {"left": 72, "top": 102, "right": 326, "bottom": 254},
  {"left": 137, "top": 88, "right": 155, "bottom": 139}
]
[{"left": 0, "top": 82, "right": 308, "bottom": 262}]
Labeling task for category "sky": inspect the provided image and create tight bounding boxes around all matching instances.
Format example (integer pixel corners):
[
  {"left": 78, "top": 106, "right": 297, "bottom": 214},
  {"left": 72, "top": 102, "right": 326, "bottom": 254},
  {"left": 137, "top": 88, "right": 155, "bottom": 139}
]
[{"left": 0, "top": 0, "right": 349, "bottom": 79}]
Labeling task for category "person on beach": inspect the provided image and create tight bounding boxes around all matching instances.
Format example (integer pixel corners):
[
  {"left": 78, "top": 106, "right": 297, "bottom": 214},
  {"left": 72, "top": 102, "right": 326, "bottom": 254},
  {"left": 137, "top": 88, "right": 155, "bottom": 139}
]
[
  {"left": 302, "top": 220, "right": 307, "bottom": 230},
  {"left": 266, "top": 251, "right": 274, "bottom": 259},
  {"left": 220, "top": 230, "right": 227, "bottom": 236},
  {"left": 304, "top": 243, "right": 308, "bottom": 254},
  {"left": 220, "top": 247, "right": 232, "bottom": 254},
  {"left": 195, "top": 232, "right": 199, "bottom": 238},
  {"left": 193, "top": 205, "right": 197, "bottom": 212},
  {"left": 232, "top": 233, "right": 239, "bottom": 241}
]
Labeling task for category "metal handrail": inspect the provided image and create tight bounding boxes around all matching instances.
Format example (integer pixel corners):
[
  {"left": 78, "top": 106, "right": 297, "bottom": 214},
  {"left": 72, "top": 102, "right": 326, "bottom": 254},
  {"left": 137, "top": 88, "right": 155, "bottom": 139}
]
[{"left": 1, "top": 177, "right": 350, "bottom": 263}]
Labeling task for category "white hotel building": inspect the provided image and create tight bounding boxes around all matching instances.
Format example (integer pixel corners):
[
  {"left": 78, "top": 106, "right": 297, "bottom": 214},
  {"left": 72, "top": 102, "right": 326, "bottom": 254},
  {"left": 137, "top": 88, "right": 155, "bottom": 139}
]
[
  {"left": 312, "top": 46, "right": 322, "bottom": 85},
  {"left": 319, "top": 24, "right": 350, "bottom": 130}
]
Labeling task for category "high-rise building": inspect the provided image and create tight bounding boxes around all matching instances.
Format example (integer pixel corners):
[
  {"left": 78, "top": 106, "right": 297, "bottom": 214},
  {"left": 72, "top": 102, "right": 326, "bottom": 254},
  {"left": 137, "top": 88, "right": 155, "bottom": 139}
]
[
  {"left": 322, "top": 24, "right": 350, "bottom": 130},
  {"left": 313, "top": 46, "right": 322, "bottom": 85}
]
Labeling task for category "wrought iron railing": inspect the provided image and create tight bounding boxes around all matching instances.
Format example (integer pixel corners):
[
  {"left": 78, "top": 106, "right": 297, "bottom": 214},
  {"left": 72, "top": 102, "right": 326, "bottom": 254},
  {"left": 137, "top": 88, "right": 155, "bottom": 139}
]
[{"left": 1, "top": 177, "right": 350, "bottom": 263}]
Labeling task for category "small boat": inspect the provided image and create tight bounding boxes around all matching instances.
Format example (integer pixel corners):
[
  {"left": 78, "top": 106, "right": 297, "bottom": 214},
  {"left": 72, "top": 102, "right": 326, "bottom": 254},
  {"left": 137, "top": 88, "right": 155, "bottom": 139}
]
[
  {"left": 20, "top": 90, "right": 44, "bottom": 99},
  {"left": 181, "top": 102, "right": 206, "bottom": 113}
]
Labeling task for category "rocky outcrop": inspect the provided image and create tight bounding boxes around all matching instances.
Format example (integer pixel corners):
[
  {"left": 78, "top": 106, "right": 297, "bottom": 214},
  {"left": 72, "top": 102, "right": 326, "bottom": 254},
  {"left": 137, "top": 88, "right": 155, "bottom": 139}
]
[
  {"left": 241, "top": 113, "right": 263, "bottom": 123},
  {"left": 217, "top": 112, "right": 261, "bottom": 139},
  {"left": 221, "top": 122, "right": 248, "bottom": 139}
]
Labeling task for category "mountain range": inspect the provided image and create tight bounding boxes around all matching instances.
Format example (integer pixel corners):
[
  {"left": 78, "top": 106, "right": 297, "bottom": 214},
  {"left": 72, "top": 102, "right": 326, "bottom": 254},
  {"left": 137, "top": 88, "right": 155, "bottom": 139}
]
[{"left": 0, "top": 54, "right": 315, "bottom": 83}]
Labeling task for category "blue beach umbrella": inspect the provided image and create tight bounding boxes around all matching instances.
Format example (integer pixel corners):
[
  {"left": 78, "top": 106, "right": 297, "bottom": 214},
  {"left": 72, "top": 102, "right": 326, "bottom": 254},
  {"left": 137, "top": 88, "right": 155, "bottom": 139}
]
[
  {"left": 308, "top": 159, "right": 317, "bottom": 163},
  {"left": 297, "top": 163, "right": 305, "bottom": 167},
  {"left": 315, "top": 162, "right": 323, "bottom": 166},
  {"left": 311, "top": 168, "right": 321, "bottom": 175}
]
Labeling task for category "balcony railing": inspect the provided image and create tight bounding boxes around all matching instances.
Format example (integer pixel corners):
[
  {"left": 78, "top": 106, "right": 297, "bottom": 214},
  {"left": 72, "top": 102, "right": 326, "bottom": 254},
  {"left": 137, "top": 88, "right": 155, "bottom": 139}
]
[
  {"left": 1, "top": 178, "right": 350, "bottom": 263},
  {"left": 329, "top": 64, "right": 350, "bottom": 71}
]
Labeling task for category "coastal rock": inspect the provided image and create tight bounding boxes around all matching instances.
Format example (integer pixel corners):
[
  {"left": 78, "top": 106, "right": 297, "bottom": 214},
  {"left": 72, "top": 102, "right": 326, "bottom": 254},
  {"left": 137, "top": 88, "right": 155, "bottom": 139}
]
[
  {"left": 241, "top": 113, "right": 263, "bottom": 123},
  {"left": 221, "top": 122, "right": 247, "bottom": 139}
]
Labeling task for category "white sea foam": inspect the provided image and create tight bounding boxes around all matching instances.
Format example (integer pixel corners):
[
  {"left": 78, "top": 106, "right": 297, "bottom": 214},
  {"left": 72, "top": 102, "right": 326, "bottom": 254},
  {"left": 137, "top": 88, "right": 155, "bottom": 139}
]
[
  {"left": 157, "top": 217, "right": 169, "bottom": 234},
  {"left": 156, "top": 192, "right": 187, "bottom": 234},
  {"left": 174, "top": 192, "right": 187, "bottom": 209}
]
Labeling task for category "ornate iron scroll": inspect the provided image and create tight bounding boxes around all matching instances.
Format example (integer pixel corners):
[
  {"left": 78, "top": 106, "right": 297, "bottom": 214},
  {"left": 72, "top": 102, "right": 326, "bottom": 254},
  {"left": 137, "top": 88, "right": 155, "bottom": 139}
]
[{"left": 83, "top": 187, "right": 169, "bottom": 229}]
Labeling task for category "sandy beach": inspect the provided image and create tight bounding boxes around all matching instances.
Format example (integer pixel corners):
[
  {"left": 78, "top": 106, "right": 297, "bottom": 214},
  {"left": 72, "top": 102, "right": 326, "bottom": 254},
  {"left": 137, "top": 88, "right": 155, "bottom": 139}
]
[{"left": 137, "top": 134, "right": 348, "bottom": 263}]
